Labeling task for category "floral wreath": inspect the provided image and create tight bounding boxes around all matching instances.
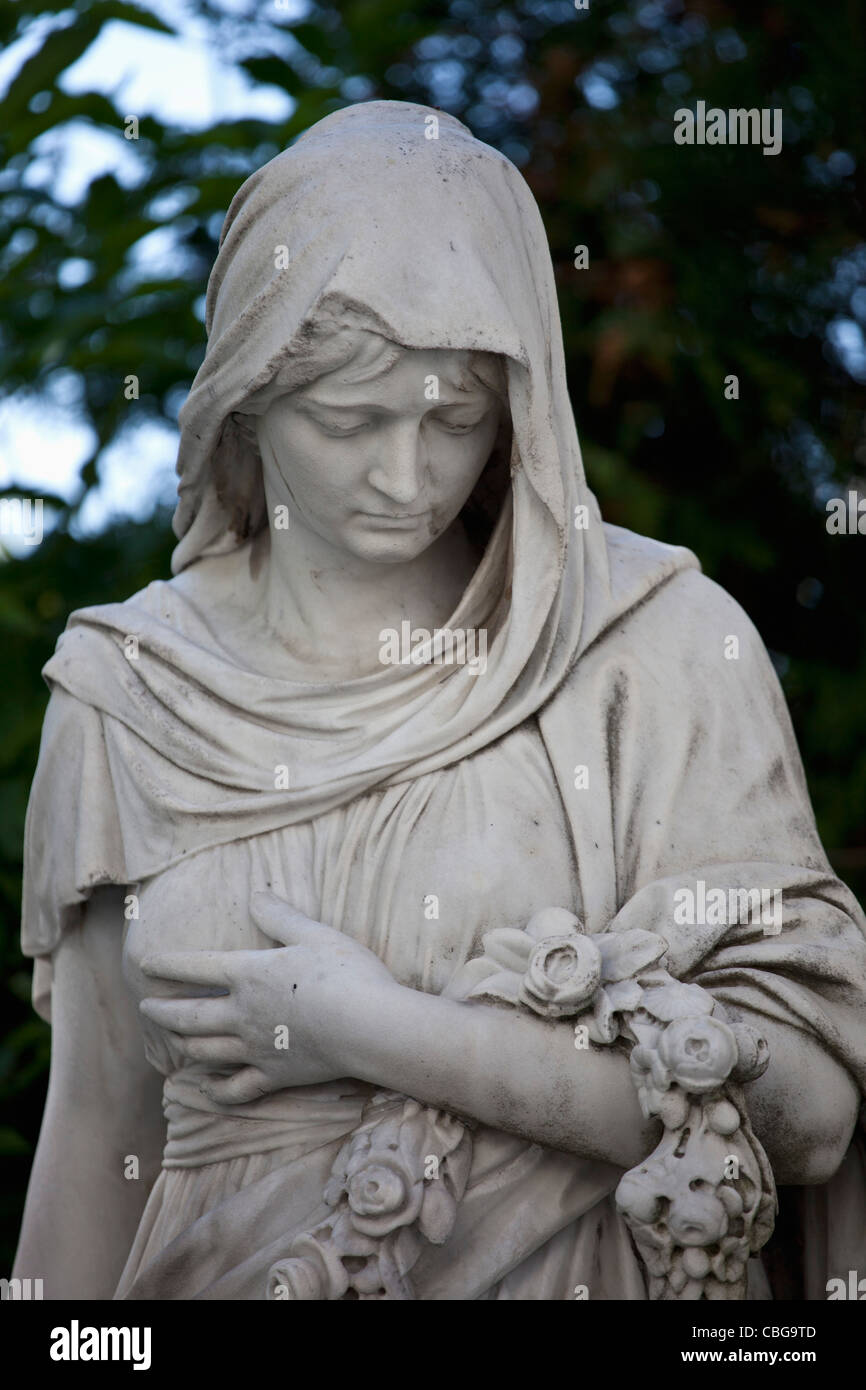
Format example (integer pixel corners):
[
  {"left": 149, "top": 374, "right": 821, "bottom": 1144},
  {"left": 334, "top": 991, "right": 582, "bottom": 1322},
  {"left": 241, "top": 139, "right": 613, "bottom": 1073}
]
[{"left": 267, "top": 907, "right": 775, "bottom": 1301}]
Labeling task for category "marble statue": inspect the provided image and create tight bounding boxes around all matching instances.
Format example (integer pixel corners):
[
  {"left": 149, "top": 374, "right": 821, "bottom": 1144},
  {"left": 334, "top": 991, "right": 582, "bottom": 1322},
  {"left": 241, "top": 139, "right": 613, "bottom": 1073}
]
[{"left": 12, "top": 101, "right": 866, "bottom": 1301}]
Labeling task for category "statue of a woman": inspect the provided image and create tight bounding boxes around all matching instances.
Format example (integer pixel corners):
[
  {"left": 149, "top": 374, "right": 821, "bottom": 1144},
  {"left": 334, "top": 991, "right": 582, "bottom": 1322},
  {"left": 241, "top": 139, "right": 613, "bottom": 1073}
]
[{"left": 13, "top": 102, "right": 866, "bottom": 1301}]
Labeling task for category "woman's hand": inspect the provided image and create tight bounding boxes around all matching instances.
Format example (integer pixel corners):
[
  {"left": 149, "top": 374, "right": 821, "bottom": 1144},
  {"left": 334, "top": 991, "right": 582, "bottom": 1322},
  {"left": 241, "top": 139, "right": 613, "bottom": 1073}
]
[{"left": 138, "top": 891, "right": 398, "bottom": 1105}]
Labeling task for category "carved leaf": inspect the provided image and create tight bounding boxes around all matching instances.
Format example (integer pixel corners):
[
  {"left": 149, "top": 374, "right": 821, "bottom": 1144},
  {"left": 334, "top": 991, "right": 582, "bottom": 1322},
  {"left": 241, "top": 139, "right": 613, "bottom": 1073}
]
[
  {"left": 603, "top": 978, "right": 643, "bottom": 1013},
  {"left": 417, "top": 1182, "right": 458, "bottom": 1245},
  {"left": 641, "top": 981, "right": 714, "bottom": 1022},
  {"left": 467, "top": 971, "right": 522, "bottom": 1005},
  {"left": 597, "top": 929, "right": 667, "bottom": 982},
  {"left": 441, "top": 1133, "right": 473, "bottom": 1198},
  {"left": 480, "top": 927, "right": 535, "bottom": 973},
  {"left": 441, "top": 956, "right": 499, "bottom": 1001},
  {"left": 331, "top": 1211, "right": 378, "bottom": 1258},
  {"left": 629, "top": 1017, "right": 665, "bottom": 1049},
  {"left": 586, "top": 988, "right": 619, "bottom": 1044}
]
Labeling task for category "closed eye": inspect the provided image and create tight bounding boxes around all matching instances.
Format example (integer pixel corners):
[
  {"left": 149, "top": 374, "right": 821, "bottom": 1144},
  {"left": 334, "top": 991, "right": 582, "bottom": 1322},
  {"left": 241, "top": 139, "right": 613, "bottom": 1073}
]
[
  {"left": 298, "top": 402, "right": 494, "bottom": 436},
  {"left": 318, "top": 420, "right": 370, "bottom": 436},
  {"left": 302, "top": 409, "right": 373, "bottom": 437},
  {"left": 427, "top": 411, "right": 491, "bottom": 434}
]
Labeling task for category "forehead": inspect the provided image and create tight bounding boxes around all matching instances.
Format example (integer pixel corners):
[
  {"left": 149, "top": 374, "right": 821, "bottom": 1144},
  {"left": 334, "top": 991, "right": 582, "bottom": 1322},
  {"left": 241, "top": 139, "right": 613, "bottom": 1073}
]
[{"left": 298, "top": 346, "right": 497, "bottom": 403}]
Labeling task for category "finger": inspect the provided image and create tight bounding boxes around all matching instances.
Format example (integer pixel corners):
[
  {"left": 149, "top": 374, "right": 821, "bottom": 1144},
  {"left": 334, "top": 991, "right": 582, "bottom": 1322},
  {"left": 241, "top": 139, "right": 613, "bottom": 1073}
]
[
  {"left": 250, "top": 891, "right": 321, "bottom": 946},
  {"left": 140, "top": 996, "right": 234, "bottom": 1035},
  {"left": 140, "top": 952, "right": 232, "bottom": 988},
  {"left": 202, "top": 1067, "right": 270, "bottom": 1106},
  {"left": 167, "top": 1034, "right": 248, "bottom": 1066}
]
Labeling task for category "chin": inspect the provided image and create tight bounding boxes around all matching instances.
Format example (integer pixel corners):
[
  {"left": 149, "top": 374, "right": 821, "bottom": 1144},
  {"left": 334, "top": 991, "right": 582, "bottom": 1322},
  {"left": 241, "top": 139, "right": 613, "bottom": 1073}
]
[
  {"left": 349, "top": 537, "right": 435, "bottom": 565},
  {"left": 343, "top": 524, "right": 440, "bottom": 565}
]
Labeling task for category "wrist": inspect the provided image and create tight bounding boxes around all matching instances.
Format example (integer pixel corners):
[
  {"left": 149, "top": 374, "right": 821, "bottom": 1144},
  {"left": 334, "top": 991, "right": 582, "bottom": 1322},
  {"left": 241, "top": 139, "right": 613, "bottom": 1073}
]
[{"left": 330, "top": 974, "right": 408, "bottom": 1078}]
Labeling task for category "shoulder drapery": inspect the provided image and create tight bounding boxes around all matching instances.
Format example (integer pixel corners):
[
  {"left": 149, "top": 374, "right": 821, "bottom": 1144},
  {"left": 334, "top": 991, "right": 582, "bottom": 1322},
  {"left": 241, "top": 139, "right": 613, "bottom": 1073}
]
[
  {"left": 22, "top": 689, "right": 126, "bottom": 1021},
  {"left": 21, "top": 519, "right": 693, "bottom": 1016}
]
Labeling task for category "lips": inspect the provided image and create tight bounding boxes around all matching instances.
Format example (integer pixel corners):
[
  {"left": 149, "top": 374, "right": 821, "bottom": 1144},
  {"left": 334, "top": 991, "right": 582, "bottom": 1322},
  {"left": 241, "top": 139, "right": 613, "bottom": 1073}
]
[{"left": 358, "top": 510, "right": 426, "bottom": 523}]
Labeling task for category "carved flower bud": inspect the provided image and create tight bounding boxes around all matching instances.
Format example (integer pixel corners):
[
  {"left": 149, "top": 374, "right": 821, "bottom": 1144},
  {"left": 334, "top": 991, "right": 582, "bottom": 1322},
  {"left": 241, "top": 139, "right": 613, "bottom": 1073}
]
[
  {"left": 616, "top": 1171, "right": 662, "bottom": 1225},
  {"left": 682, "top": 1246, "right": 711, "bottom": 1279},
  {"left": 729, "top": 1022, "right": 770, "bottom": 1082},
  {"left": 519, "top": 933, "right": 602, "bottom": 1019},
  {"left": 267, "top": 1257, "right": 327, "bottom": 1301},
  {"left": 525, "top": 907, "right": 584, "bottom": 940},
  {"left": 657, "top": 1015, "right": 738, "bottom": 1094},
  {"left": 706, "top": 1100, "right": 740, "bottom": 1136},
  {"left": 658, "top": 1088, "right": 689, "bottom": 1130}
]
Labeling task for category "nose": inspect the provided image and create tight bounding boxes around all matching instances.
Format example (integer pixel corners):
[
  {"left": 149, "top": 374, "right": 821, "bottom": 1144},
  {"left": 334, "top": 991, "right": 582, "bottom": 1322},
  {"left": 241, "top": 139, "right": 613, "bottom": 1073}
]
[{"left": 366, "top": 421, "right": 425, "bottom": 506}]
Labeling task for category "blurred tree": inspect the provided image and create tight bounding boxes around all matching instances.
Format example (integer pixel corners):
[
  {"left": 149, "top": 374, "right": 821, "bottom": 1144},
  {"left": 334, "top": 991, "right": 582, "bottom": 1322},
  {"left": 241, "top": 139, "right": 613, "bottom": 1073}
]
[{"left": 1, "top": 0, "right": 864, "bottom": 1265}]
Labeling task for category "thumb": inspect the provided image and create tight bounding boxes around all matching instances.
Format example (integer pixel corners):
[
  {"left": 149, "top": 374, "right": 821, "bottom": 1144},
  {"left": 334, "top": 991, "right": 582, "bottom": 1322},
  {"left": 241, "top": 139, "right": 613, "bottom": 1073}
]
[{"left": 251, "top": 890, "right": 318, "bottom": 946}]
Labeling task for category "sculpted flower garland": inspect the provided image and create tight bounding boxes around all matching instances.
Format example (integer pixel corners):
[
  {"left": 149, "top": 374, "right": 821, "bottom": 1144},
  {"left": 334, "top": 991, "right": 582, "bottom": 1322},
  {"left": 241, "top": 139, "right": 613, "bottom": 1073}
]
[
  {"left": 456, "top": 907, "right": 777, "bottom": 1300},
  {"left": 267, "top": 1094, "right": 472, "bottom": 1300},
  {"left": 266, "top": 906, "right": 776, "bottom": 1301}
]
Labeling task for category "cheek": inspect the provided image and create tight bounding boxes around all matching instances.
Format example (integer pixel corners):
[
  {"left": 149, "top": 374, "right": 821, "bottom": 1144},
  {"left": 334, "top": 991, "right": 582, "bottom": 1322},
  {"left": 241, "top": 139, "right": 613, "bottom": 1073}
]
[
  {"left": 262, "top": 421, "right": 356, "bottom": 514},
  {"left": 427, "top": 427, "right": 498, "bottom": 500}
]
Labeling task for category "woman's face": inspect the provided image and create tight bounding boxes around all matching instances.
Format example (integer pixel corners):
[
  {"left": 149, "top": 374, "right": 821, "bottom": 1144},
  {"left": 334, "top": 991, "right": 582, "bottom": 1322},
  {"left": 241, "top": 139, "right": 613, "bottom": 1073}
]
[{"left": 256, "top": 346, "right": 504, "bottom": 565}]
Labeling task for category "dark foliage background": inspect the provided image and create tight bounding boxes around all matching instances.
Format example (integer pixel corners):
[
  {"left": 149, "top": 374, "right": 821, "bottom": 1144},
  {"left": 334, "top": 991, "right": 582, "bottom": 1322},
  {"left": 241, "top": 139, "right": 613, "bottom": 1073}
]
[{"left": 1, "top": 0, "right": 865, "bottom": 1265}]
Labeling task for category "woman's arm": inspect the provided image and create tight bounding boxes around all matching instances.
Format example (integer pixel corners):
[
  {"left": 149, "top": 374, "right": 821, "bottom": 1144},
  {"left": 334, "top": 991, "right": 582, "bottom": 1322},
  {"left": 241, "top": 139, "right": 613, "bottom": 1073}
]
[
  {"left": 347, "top": 979, "right": 660, "bottom": 1168},
  {"left": 142, "top": 895, "right": 659, "bottom": 1167},
  {"left": 344, "top": 983, "right": 860, "bottom": 1184},
  {"left": 142, "top": 894, "right": 860, "bottom": 1183},
  {"left": 13, "top": 886, "right": 165, "bottom": 1299}
]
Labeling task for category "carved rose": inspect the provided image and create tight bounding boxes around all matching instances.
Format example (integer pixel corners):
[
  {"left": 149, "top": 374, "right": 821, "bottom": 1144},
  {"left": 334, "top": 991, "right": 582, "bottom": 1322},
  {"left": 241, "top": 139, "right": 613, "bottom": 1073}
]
[
  {"left": 518, "top": 933, "right": 602, "bottom": 1019},
  {"left": 345, "top": 1157, "right": 424, "bottom": 1238},
  {"left": 657, "top": 1015, "right": 738, "bottom": 1094},
  {"left": 667, "top": 1189, "right": 729, "bottom": 1247}
]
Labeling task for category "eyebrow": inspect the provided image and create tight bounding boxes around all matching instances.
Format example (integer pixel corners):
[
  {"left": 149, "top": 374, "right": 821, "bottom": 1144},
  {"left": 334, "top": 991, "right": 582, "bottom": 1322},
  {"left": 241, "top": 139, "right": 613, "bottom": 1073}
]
[{"left": 297, "top": 392, "right": 493, "bottom": 411}]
